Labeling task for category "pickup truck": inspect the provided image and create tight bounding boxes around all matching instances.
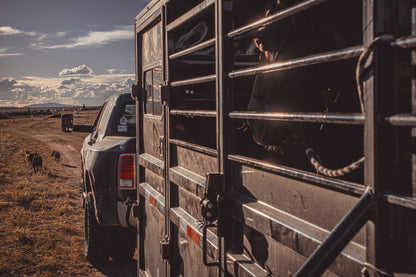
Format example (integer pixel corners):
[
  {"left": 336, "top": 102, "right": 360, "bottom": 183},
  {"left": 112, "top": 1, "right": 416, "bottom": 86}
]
[{"left": 75, "top": 93, "right": 137, "bottom": 263}]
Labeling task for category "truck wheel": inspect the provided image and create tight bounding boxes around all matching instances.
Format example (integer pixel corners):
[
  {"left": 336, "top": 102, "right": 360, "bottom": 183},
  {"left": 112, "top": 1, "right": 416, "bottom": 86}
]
[
  {"left": 109, "top": 228, "right": 136, "bottom": 261},
  {"left": 84, "top": 192, "right": 110, "bottom": 263}
]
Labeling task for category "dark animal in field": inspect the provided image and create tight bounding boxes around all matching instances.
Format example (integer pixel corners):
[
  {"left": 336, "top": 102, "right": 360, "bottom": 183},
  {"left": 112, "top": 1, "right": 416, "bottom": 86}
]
[
  {"left": 51, "top": 150, "right": 61, "bottom": 162},
  {"left": 32, "top": 153, "right": 42, "bottom": 173},
  {"left": 246, "top": 0, "right": 363, "bottom": 176},
  {"left": 28, "top": 153, "right": 35, "bottom": 165}
]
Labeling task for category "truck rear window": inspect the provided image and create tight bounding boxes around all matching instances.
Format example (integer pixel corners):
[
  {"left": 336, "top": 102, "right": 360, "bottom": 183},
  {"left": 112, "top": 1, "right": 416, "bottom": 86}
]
[{"left": 113, "top": 103, "right": 136, "bottom": 136}]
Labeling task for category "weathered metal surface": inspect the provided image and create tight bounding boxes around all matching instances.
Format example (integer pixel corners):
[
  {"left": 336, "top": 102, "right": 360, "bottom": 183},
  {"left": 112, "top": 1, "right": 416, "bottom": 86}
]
[
  {"left": 236, "top": 165, "right": 366, "bottom": 243},
  {"left": 177, "top": 184, "right": 203, "bottom": 221},
  {"left": 144, "top": 169, "right": 165, "bottom": 197},
  {"left": 228, "top": 155, "right": 365, "bottom": 197},
  {"left": 142, "top": 116, "right": 164, "bottom": 158},
  {"left": 170, "top": 165, "right": 206, "bottom": 198},
  {"left": 134, "top": 0, "right": 416, "bottom": 276},
  {"left": 294, "top": 188, "right": 373, "bottom": 276},
  {"left": 230, "top": 193, "right": 366, "bottom": 273},
  {"left": 174, "top": 144, "right": 217, "bottom": 177},
  {"left": 138, "top": 153, "right": 164, "bottom": 177},
  {"left": 226, "top": 253, "right": 269, "bottom": 277},
  {"left": 140, "top": 199, "right": 166, "bottom": 277}
]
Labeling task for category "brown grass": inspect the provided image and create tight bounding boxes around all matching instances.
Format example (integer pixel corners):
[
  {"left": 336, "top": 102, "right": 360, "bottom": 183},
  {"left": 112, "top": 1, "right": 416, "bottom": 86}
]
[{"left": 0, "top": 111, "right": 136, "bottom": 276}]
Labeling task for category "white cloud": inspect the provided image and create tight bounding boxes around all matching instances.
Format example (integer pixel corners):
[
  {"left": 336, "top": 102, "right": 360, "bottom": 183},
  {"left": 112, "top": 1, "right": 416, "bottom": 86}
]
[
  {"left": 36, "top": 31, "right": 68, "bottom": 42},
  {"left": 0, "top": 47, "right": 23, "bottom": 57},
  {"left": 56, "top": 32, "right": 66, "bottom": 37},
  {"left": 107, "top": 68, "right": 117, "bottom": 74},
  {"left": 41, "top": 25, "right": 132, "bottom": 49},
  {"left": 0, "top": 72, "right": 135, "bottom": 107},
  {"left": 120, "top": 69, "right": 129, "bottom": 74},
  {"left": 59, "top": 64, "right": 94, "bottom": 76},
  {"left": 61, "top": 78, "right": 81, "bottom": 85},
  {"left": 0, "top": 26, "right": 36, "bottom": 36},
  {"left": 0, "top": 53, "right": 23, "bottom": 57}
]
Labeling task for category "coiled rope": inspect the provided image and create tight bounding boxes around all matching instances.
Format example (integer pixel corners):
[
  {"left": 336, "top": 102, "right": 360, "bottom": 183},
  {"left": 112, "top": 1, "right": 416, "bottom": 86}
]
[{"left": 306, "top": 35, "right": 395, "bottom": 177}]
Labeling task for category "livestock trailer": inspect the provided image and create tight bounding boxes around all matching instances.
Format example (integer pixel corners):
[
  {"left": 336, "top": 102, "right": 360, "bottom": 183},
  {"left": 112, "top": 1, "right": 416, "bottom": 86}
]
[{"left": 132, "top": 0, "right": 416, "bottom": 276}]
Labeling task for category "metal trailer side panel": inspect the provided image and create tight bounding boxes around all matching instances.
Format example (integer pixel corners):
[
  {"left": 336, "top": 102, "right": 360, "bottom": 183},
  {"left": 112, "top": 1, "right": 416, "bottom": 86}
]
[{"left": 133, "top": 0, "right": 416, "bottom": 276}]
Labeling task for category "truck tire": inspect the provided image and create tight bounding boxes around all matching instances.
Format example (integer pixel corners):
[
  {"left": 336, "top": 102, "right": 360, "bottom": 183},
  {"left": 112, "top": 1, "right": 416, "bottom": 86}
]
[
  {"left": 84, "top": 192, "right": 110, "bottom": 263},
  {"left": 109, "top": 228, "right": 136, "bottom": 261}
]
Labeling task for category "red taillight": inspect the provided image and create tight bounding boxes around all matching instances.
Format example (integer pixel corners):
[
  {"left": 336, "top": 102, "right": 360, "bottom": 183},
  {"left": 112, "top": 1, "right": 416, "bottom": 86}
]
[{"left": 118, "top": 154, "right": 135, "bottom": 189}]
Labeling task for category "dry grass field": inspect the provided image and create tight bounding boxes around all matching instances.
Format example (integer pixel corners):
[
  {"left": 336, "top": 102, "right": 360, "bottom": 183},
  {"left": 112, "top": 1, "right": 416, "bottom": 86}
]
[{"left": 0, "top": 111, "right": 136, "bottom": 276}]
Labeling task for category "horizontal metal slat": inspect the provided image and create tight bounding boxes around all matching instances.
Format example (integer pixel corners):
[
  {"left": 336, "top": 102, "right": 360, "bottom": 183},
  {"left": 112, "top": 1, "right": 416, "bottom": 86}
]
[
  {"left": 228, "top": 111, "right": 364, "bottom": 125},
  {"left": 170, "top": 109, "right": 216, "bottom": 117},
  {"left": 226, "top": 253, "right": 270, "bottom": 277},
  {"left": 170, "top": 138, "right": 217, "bottom": 157},
  {"left": 230, "top": 192, "right": 366, "bottom": 274},
  {"left": 391, "top": 35, "right": 416, "bottom": 49},
  {"left": 228, "top": 46, "right": 363, "bottom": 78},
  {"left": 169, "top": 165, "right": 206, "bottom": 198},
  {"left": 169, "top": 38, "right": 215, "bottom": 60},
  {"left": 228, "top": 154, "right": 365, "bottom": 197},
  {"left": 138, "top": 153, "right": 164, "bottom": 176},
  {"left": 166, "top": 0, "right": 215, "bottom": 32},
  {"left": 384, "top": 114, "right": 416, "bottom": 127},
  {"left": 383, "top": 193, "right": 416, "bottom": 210},
  {"left": 138, "top": 183, "right": 165, "bottom": 215},
  {"left": 171, "top": 74, "right": 216, "bottom": 87},
  {"left": 228, "top": 0, "right": 328, "bottom": 38},
  {"left": 170, "top": 207, "right": 218, "bottom": 249}
]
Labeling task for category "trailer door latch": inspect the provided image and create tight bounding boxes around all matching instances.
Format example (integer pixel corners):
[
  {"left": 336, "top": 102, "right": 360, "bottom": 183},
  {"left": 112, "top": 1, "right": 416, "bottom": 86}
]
[
  {"left": 160, "top": 236, "right": 170, "bottom": 260},
  {"left": 200, "top": 173, "right": 223, "bottom": 266}
]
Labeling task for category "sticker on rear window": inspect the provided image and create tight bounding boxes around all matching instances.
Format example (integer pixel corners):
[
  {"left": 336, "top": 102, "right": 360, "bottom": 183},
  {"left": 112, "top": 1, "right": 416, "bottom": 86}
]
[
  {"left": 118, "top": 125, "right": 127, "bottom": 132},
  {"left": 120, "top": 116, "right": 128, "bottom": 125}
]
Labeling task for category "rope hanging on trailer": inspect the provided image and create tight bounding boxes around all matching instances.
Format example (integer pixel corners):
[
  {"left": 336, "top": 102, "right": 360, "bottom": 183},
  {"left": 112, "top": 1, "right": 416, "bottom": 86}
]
[{"left": 306, "top": 35, "right": 394, "bottom": 177}]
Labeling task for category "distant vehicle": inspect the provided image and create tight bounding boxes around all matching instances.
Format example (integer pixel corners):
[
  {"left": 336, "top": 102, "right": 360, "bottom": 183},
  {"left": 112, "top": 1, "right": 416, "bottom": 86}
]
[
  {"left": 71, "top": 93, "right": 137, "bottom": 262},
  {"left": 60, "top": 114, "right": 73, "bottom": 132}
]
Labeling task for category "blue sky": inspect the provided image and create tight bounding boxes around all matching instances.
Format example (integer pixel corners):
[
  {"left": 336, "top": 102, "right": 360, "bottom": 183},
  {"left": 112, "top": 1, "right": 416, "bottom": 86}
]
[{"left": 0, "top": 0, "right": 149, "bottom": 106}]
